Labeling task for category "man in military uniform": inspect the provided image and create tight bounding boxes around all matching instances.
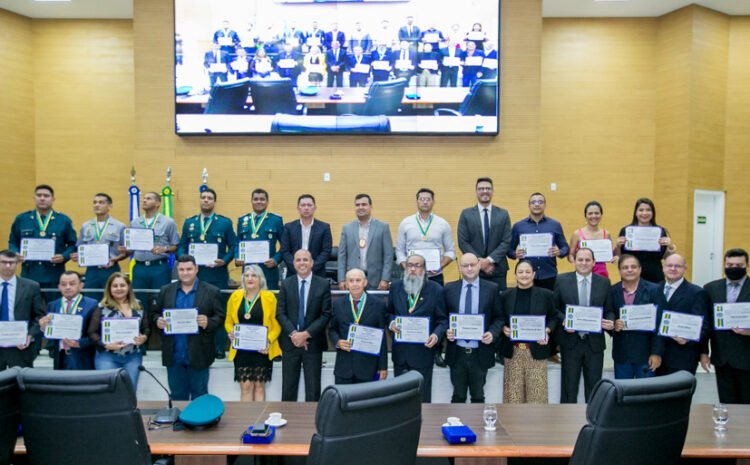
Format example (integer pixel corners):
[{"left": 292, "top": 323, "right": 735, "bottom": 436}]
[
  {"left": 177, "top": 188, "right": 236, "bottom": 359},
  {"left": 8, "top": 184, "right": 77, "bottom": 301},
  {"left": 235, "top": 188, "right": 284, "bottom": 290},
  {"left": 70, "top": 193, "right": 127, "bottom": 300}
]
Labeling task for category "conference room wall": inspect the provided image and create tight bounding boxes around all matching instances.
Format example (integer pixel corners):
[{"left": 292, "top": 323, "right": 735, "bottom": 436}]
[{"left": 0, "top": 10, "right": 35, "bottom": 250}]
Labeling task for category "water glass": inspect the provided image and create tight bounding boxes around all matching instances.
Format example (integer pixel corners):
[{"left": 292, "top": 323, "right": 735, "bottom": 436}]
[
  {"left": 483, "top": 404, "right": 497, "bottom": 432},
  {"left": 712, "top": 403, "right": 728, "bottom": 432}
]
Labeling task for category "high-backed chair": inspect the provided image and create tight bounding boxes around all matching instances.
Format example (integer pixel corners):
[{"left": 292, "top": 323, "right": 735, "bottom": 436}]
[
  {"left": 307, "top": 371, "right": 423, "bottom": 465},
  {"left": 18, "top": 368, "right": 153, "bottom": 465},
  {"left": 360, "top": 78, "right": 408, "bottom": 116},
  {"left": 0, "top": 367, "right": 20, "bottom": 465},
  {"left": 249, "top": 77, "right": 303, "bottom": 115},
  {"left": 569, "top": 371, "right": 696, "bottom": 465},
  {"left": 271, "top": 115, "right": 390, "bottom": 133},
  {"left": 204, "top": 78, "right": 251, "bottom": 114},
  {"left": 434, "top": 79, "right": 497, "bottom": 116}
]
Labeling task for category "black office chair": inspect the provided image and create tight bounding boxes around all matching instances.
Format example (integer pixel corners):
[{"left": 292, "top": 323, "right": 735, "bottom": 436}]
[
  {"left": 434, "top": 79, "right": 497, "bottom": 116},
  {"left": 325, "top": 246, "right": 339, "bottom": 284},
  {"left": 0, "top": 367, "right": 20, "bottom": 465},
  {"left": 271, "top": 115, "right": 390, "bottom": 133},
  {"left": 18, "top": 368, "right": 158, "bottom": 465},
  {"left": 248, "top": 77, "right": 304, "bottom": 115},
  {"left": 360, "top": 78, "right": 408, "bottom": 116},
  {"left": 568, "top": 371, "right": 696, "bottom": 465},
  {"left": 204, "top": 78, "right": 251, "bottom": 114},
  {"left": 307, "top": 371, "right": 423, "bottom": 465}
]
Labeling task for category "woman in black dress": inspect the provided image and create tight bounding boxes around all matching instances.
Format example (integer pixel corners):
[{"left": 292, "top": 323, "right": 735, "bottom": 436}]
[{"left": 616, "top": 198, "right": 676, "bottom": 283}]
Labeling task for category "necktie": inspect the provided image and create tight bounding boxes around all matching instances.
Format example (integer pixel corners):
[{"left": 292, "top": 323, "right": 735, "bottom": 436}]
[
  {"left": 298, "top": 279, "right": 306, "bottom": 331},
  {"left": 401, "top": 50, "right": 406, "bottom": 60},
  {"left": 1, "top": 282, "right": 9, "bottom": 322},
  {"left": 663, "top": 284, "right": 671, "bottom": 301},
  {"left": 579, "top": 278, "right": 589, "bottom": 306},
  {"left": 461, "top": 284, "right": 475, "bottom": 347},
  {"left": 65, "top": 299, "right": 73, "bottom": 314},
  {"left": 728, "top": 283, "right": 740, "bottom": 304},
  {"left": 483, "top": 208, "right": 490, "bottom": 255}
]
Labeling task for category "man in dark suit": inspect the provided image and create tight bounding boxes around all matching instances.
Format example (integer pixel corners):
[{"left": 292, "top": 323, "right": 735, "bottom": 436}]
[
  {"left": 439, "top": 38, "right": 461, "bottom": 87},
  {"left": 276, "top": 249, "right": 332, "bottom": 401},
  {"left": 39, "top": 271, "right": 97, "bottom": 370},
  {"left": 457, "top": 177, "right": 512, "bottom": 290},
  {"left": 213, "top": 20, "right": 241, "bottom": 55},
  {"left": 204, "top": 43, "right": 229, "bottom": 87},
  {"left": 347, "top": 46, "right": 371, "bottom": 87},
  {"left": 329, "top": 268, "right": 388, "bottom": 384},
  {"left": 280, "top": 194, "right": 332, "bottom": 278},
  {"left": 702, "top": 248, "right": 750, "bottom": 404},
  {"left": 444, "top": 253, "right": 502, "bottom": 403},
  {"left": 655, "top": 253, "right": 710, "bottom": 375},
  {"left": 387, "top": 253, "right": 447, "bottom": 402},
  {"left": 153, "top": 255, "right": 225, "bottom": 400},
  {"left": 370, "top": 43, "right": 393, "bottom": 82},
  {"left": 554, "top": 247, "right": 615, "bottom": 403},
  {"left": 323, "top": 22, "right": 346, "bottom": 50},
  {"left": 325, "top": 40, "right": 347, "bottom": 88},
  {"left": 398, "top": 16, "right": 421, "bottom": 51},
  {"left": 0, "top": 249, "right": 46, "bottom": 370},
  {"left": 392, "top": 40, "right": 417, "bottom": 81}
]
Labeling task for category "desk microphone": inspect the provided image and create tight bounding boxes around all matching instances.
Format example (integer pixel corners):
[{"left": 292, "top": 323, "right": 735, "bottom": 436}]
[{"left": 139, "top": 365, "right": 181, "bottom": 424}]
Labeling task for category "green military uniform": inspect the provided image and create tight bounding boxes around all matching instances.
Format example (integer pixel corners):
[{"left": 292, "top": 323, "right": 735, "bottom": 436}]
[
  {"left": 178, "top": 213, "right": 237, "bottom": 289},
  {"left": 236, "top": 211, "right": 284, "bottom": 290}
]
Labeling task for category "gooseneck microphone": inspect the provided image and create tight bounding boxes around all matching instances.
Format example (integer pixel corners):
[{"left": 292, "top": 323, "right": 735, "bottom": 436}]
[{"left": 139, "top": 365, "right": 181, "bottom": 424}]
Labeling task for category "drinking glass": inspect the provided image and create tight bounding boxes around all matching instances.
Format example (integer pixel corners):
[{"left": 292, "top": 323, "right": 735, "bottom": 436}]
[
  {"left": 483, "top": 404, "right": 497, "bottom": 432},
  {"left": 712, "top": 403, "right": 728, "bottom": 432}
]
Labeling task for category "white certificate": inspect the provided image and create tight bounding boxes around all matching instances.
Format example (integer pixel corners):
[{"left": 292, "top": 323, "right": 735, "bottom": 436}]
[
  {"left": 419, "top": 59, "right": 438, "bottom": 70},
  {"left": 77, "top": 244, "right": 109, "bottom": 267},
  {"left": 658, "top": 310, "right": 702, "bottom": 342},
  {"left": 395, "top": 59, "right": 413, "bottom": 70},
  {"left": 352, "top": 63, "right": 371, "bottom": 73},
  {"left": 255, "top": 61, "right": 273, "bottom": 74},
  {"left": 232, "top": 324, "right": 268, "bottom": 351},
  {"left": 189, "top": 243, "right": 218, "bottom": 266},
  {"left": 209, "top": 63, "right": 227, "bottom": 73},
  {"left": 564, "top": 306, "right": 603, "bottom": 333},
  {"left": 467, "top": 31, "right": 485, "bottom": 41},
  {"left": 218, "top": 36, "right": 233, "bottom": 46},
  {"left": 238, "top": 241, "right": 269, "bottom": 263},
  {"left": 465, "top": 55, "right": 483, "bottom": 66},
  {"left": 347, "top": 324, "right": 384, "bottom": 356},
  {"left": 442, "top": 56, "right": 460, "bottom": 67},
  {"left": 620, "top": 304, "right": 657, "bottom": 331},
  {"left": 278, "top": 58, "right": 297, "bottom": 69},
  {"left": 714, "top": 303, "right": 750, "bottom": 330},
  {"left": 101, "top": 318, "right": 140, "bottom": 344},
  {"left": 394, "top": 316, "right": 430, "bottom": 344},
  {"left": 0, "top": 322, "right": 28, "bottom": 347},
  {"left": 408, "top": 248, "right": 441, "bottom": 272},
  {"left": 625, "top": 226, "right": 662, "bottom": 252},
  {"left": 579, "top": 239, "right": 613, "bottom": 263},
  {"left": 44, "top": 314, "right": 83, "bottom": 341},
  {"left": 482, "top": 58, "right": 498, "bottom": 69},
  {"left": 307, "top": 36, "right": 321, "bottom": 46},
  {"left": 519, "top": 233, "right": 553, "bottom": 258},
  {"left": 372, "top": 60, "right": 391, "bottom": 71},
  {"left": 20, "top": 238, "right": 55, "bottom": 261},
  {"left": 232, "top": 60, "right": 249, "bottom": 73},
  {"left": 509, "top": 315, "right": 546, "bottom": 342},
  {"left": 123, "top": 228, "right": 154, "bottom": 251},
  {"left": 449, "top": 313, "right": 484, "bottom": 341},
  {"left": 423, "top": 33, "right": 439, "bottom": 43},
  {"left": 163, "top": 308, "right": 199, "bottom": 335}
]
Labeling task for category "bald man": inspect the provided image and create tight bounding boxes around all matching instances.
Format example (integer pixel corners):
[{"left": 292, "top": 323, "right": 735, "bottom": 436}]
[{"left": 329, "top": 269, "right": 388, "bottom": 384}]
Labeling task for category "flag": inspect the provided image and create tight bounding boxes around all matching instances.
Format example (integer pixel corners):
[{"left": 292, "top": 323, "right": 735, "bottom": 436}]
[
  {"left": 128, "top": 176, "right": 140, "bottom": 280},
  {"left": 161, "top": 170, "right": 175, "bottom": 269}
]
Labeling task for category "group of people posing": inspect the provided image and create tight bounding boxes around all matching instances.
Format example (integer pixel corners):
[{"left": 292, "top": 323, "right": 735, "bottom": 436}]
[{"left": 1, "top": 179, "right": 749, "bottom": 406}]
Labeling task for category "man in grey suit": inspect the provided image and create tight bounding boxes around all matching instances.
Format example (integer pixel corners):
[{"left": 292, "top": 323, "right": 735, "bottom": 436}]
[
  {"left": 338, "top": 194, "right": 393, "bottom": 291},
  {"left": 457, "top": 177, "right": 512, "bottom": 290},
  {"left": 0, "top": 249, "right": 46, "bottom": 370}
]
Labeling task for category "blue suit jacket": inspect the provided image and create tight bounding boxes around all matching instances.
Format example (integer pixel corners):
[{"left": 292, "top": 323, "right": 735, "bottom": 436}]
[
  {"left": 659, "top": 280, "right": 711, "bottom": 371},
  {"left": 324, "top": 31, "right": 346, "bottom": 50},
  {"left": 46, "top": 295, "right": 98, "bottom": 370},
  {"left": 280, "top": 219, "right": 332, "bottom": 277},
  {"left": 611, "top": 280, "right": 664, "bottom": 365}
]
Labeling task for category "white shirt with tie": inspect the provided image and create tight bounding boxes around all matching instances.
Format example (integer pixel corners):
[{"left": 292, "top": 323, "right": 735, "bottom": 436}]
[
  {"left": 301, "top": 219, "right": 314, "bottom": 251},
  {"left": 576, "top": 272, "right": 592, "bottom": 306},
  {"left": 663, "top": 278, "right": 684, "bottom": 302}
]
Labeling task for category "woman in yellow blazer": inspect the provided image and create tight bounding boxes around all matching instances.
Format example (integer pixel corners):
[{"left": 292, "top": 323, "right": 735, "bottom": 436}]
[
  {"left": 303, "top": 45, "right": 326, "bottom": 86},
  {"left": 225, "top": 264, "right": 281, "bottom": 401}
]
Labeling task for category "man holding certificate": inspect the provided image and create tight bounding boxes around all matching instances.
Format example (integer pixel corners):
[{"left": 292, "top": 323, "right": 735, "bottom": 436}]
[
  {"left": 153, "top": 256, "right": 225, "bottom": 401},
  {"left": 39, "top": 271, "right": 98, "bottom": 370},
  {"left": 554, "top": 248, "right": 615, "bottom": 403},
  {"left": 702, "top": 248, "right": 750, "bottom": 404},
  {"left": 235, "top": 188, "right": 284, "bottom": 290},
  {"left": 0, "top": 250, "right": 46, "bottom": 370},
  {"left": 443, "top": 254, "right": 502, "bottom": 404},
  {"left": 329, "top": 269, "right": 388, "bottom": 384},
  {"left": 387, "top": 253, "right": 447, "bottom": 402}
]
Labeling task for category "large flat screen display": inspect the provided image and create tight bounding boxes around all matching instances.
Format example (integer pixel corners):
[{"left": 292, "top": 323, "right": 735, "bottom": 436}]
[{"left": 175, "top": 0, "right": 499, "bottom": 135}]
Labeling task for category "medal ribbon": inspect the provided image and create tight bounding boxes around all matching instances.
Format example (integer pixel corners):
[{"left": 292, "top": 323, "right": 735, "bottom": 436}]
[
  {"left": 349, "top": 293, "right": 367, "bottom": 324},
  {"left": 407, "top": 291, "right": 421, "bottom": 314},
  {"left": 200, "top": 213, "right": 215, "bottom": 238},
  {"left": 36, "top": 210, "right": 54, "bottom": 235},
  {"left": 60, "top": 294, "right": 83, "bottom": 315},
  {"left": 415, "top": 214, "right": 433, "bottom": 238},
  {"left": 243, "top": 292, "right": 261, "bottom": 318},
  {"left": 94, "top": 217, "right": 111, "bottom": 242},
  {"left": 140, "top": 213, "right": 160, "bottom": 229},
  {"left": 250, "top": 211, "right": 268, "bottom": 237}
]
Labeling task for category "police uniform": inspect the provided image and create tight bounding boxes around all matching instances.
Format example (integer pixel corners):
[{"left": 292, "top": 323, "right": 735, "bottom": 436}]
[
  {"left": 77, "top": 216, "right": 126, "bottom": 299},
  {"left": 177, "top": 213, "right": 237, "bottom": 290},
  {"left": 129, "top": 214, "right": 180, "bottom": 307},
  {"left": 236, "top": 211, "right": 284, "bottom": 290}
]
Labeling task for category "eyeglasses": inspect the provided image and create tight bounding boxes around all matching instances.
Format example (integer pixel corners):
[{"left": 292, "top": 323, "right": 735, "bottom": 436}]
[
  {"left": 406, "top": 263, "right": 425, "bottom": 269},
  {"left": 665, "top": 264, "right": 685, "bottom": 270}
]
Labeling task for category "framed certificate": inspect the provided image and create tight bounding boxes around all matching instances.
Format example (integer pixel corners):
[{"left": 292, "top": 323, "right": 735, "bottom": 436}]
[
  {"left": 232, "top": 324, "right": 268, "bottom": 351},
  {"left": 579, "top": 239, "right": 613, "bottom": 263},
  {"left": 519, "top": 233, "right": 553, "bottom": 258},
  {"left": 509, "top": 315, "right": 546, "bottom": 342},
  {"left": 20, "top": 238, "right": 55, "bottom": 261},
  {"left": 189, "top": 243, "right": 218, "bottom": 266},
  {"left": 449, "top": 313, "right": 484, "bottom": 341},
  {"left": 563, "top": 306, "right": 603, "bottom": 333},
  {"left": 347, "top": 324, "right": 384, "bottom": 356},
  {"left": 238, "top": 240, "right": 270, "bottom": 264},
  {"left": 101, "top": 318, "right": 140, "bottom": 344},
  {"left": 624, "top": 226, "right": 662, "bottom": 252},
  {"left": 77, "top": 244, "right": 109, "bottom": 267},
  {"left": 714, "top": 303, "right": 750, "bottom": 330},
  {"left": 620, "top": 304, "right": 657, "bottom": 332},
  {"left": 658, "top": 310, "right": 702, "bottom": 342},
  {"left": 44, "top": 314, "right": 83, "bottom": 341},
  {"left": 123, "top": 228, "right": 154, "bottom": 251},
  {"left": 393, "top": 316, "right": 430, "bottom": 344},
  {"left": 0, "top": 321, "right": 28, "bottom": 348},
  {"left": 163, "top": 308, "right": 199, "bottom": 335}
]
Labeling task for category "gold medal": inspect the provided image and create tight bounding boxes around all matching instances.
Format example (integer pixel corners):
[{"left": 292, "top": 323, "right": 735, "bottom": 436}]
[
  {"left": 251, "top": 233, "right": 258, "bottom": 239},
  {"left": 40, "top": 232, "right": 46, "bottom": 237},
  {"left": 244, "top": 313, "right": 251, "bottom": 320},
  {"left": 421, "top": 235, "right": 428, "bottom": 241},
  {"left": 358, "top": 238, "right": 366, "bottom": 248},
  {"left": 200, "top": 234, "right": 205, "bottom": 241}
]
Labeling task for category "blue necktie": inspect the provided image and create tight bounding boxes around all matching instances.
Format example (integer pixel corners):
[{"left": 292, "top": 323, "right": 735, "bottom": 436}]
[
  {"left": 461, "top": 284, "right": 477, "bottom": 348},
  {"left": 298, "top": 279, "right": 306, "bottom": 331},
  {"left": 483, "top": 208, "right": 490, "bottom": 255},
  {"left": 1, "top": 282, "right": 9, "bottom": 322}
]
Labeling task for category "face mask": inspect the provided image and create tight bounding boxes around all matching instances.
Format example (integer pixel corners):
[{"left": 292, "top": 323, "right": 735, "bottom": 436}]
[{"left": 725, "top": 267, "right": 747, "bottom": 281}]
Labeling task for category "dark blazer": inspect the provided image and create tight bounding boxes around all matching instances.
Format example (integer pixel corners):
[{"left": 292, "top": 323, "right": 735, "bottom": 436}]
[
  {"left": 325, "top": 48, "right": 348, "bottom": 73},
  {"left": 280, "top": 219, "right": 333, "bottom": 277},
  {"left": 443, "top": 279, "right": 502, "bottom": 370},
  {"left": 457, "top": 205, "right": 512, "bottom": 277},
  {"left": 8, "top": 278, "right": 46, "bottom": 365},
  {"left": 323, "top": 30, "right": 346, "bottom": 50},
  {"left": 703, "top": 277, "right": 750, "bottom": 370},
  {"left": 152, "top": 280, "right": 225, "bottom": 371},
  {"left": 499, "top": 286, "right": 557, "bottom": 360},
  {"left": 398, "top": 25, "right": 421, "bottom": 44},
  {"left": 610, "top": 280, "right": 665, "bottom": 365},
  {"left": 276, "top": 274, "right": 332, "bottom": 353},
  {"left": 554, "top": 272, "right": 615, "bottom": 353},
  {"left": 386, "top": 279, "right": 447, "bottom": 369},
  {"left": 329, "top": 293, "right": 388, "bottom": 380},
  {"left": 46, "top": 295, "right": 98, "bottom": 370},
  {"left": 657, "top": 280, "right": 710, "bottom": 371}
]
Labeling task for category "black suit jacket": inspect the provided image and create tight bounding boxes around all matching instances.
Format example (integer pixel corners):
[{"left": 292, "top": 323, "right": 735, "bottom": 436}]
[
  {"left": 10, "top": 277, "right": 46, "bottom": 363},
  {"left": 499, "top": 286, "right": 557, "bottom": 360},
  {"left": 443, "top": 279, "right": 502, "bottom": 370},
  {"left": 457, "top": 205, "right": 512, "bottom": 277},
  {"left": 703, "top": 277, "right": 750, "bottom": 370},
  {"left": 554, "top": 272, "right": 615, "bottom": 353},
  {"left": 280, "top": 219, "right": 333, "bottom": 277},
  {"left": 386, "top": 279, "right": 447, "bottom": 369},
  {"left": 152, "top": 281, "right": 225, "bottom": 371},
  {"left": 610, "top": 280, "right": 664, "bottom": 365},
  {"left": 657, "top": 279, "right": 710, "bottom": 371},
  {"left": 276, "top": 274, "right": 332, "bottom": 353},
  {"left": 329, "top": 293, "right": 387, "bottom": 380}
]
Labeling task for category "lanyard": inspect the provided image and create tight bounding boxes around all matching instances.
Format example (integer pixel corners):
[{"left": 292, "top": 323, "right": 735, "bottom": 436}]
[
  {"left": 243, "top": 292, "right": 261, "bottom": 319},
  {"left": 349, "top": 293, "right": 367, "bottom": 324},
  {"left": 141, "top": 213, "right": 160, "bottom": 229},
  {"left": 416, "top": 214, "right": 433, "bottom": 240},
  {"left": 60, "top": 294, "right": 83, "bottom": 315},
  {"left": 94, "top": 217, "right": 111, "bottom": 242},
  {"left": 250, "top": 211, "right": 268, "bottom": 238},
  {"left": 36, "top": 210, "right": 53, "bottom": 236},
  {"left": 407, "top": 291, "right": 421, "bottom": 314},
  {"left": 200, "top": 213, "right": 215, "bottom": 239}
]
